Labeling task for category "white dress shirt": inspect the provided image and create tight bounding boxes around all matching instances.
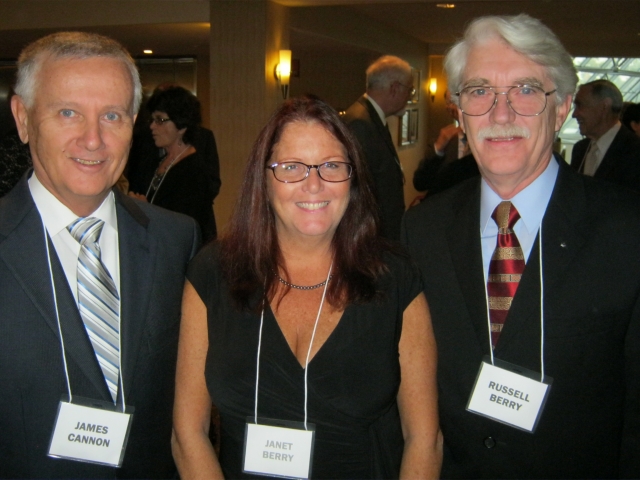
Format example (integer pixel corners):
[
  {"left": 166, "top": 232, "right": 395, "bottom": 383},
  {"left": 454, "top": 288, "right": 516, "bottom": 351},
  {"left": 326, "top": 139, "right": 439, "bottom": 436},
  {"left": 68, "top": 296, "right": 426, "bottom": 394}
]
[
  {"left": 28, "top": 173, "right": 121, "bottom": 304},
  {"left": 583, "top": 122, "right": 621, "bottom": 176}
]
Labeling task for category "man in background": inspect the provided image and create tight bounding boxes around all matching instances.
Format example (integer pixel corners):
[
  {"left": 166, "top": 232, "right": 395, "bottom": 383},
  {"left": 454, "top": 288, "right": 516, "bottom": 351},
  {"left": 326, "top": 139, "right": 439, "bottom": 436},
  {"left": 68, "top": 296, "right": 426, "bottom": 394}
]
[
  {"left": 0, "top": 32, "right": 199, "bottom": 478},
  {"left": 571, "top": 79, "right": 640, "bottom": 191},
  {"left": 403, "top": 14, "right": 640, "bottom": 478},
  {"left": 343, "top": 55, "right": 413, "bottom": 240},
  {"left": 413, "top": 90, "right": 478, "bottom": 196}
]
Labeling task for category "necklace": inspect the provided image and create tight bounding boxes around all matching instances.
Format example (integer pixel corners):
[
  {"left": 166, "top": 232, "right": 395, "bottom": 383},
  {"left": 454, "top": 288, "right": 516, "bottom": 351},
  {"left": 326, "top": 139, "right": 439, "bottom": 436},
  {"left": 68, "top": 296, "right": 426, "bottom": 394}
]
[
  {"left": 145, "top": 145, "right": 190, "bottom": 203},
  {"left": 274, "top": 271, "right": 333, "bottom": 290}
]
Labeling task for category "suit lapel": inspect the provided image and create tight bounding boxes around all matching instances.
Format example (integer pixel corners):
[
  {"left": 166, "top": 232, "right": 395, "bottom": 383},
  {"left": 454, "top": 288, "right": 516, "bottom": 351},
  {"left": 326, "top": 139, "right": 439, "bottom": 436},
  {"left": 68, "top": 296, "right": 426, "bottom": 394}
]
[
  {"left": 595, "top": 128, "right": 626, "bottom": 179},
  {"left": 115, "top": 191, "right": 153, "bottom": 397},
  {"left": 445, "top": 180, "right": 492, "bottom": 353},
  {"left": 361, "top": 97, "right": 400, "bottom": 166},
  {"left": 0, "top": 179, "right": 110, "bottom": 398},
  {"left": 497, "top": 160, "right": 588, "bottom": 363}
]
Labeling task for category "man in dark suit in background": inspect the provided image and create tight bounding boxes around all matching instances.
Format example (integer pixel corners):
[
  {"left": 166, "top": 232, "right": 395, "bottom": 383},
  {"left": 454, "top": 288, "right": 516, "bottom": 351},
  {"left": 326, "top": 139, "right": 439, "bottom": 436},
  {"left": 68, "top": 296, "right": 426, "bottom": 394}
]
[
  {"left": 403, "top": 14, "right": 640, "bottom": 478},
  {"left": 571, "top": 79, "right": 640, "bottom": 191},
  {"left": 413, "top": 89, "right": 477, "bottom": 194},
  {"left": 0, "top": 32, "right": 199, "bottom": 478},
  {"left": 343, "top": 55, "right": 414, "bottom": 240}
]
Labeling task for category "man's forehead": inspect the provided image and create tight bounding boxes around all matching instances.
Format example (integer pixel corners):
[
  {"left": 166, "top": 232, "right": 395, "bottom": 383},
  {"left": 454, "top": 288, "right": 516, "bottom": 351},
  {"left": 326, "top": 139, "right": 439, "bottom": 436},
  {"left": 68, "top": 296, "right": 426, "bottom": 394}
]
[
  {"left": 462, "top": 42, "right": 550, "bottom": 86},
  {"left": 34, "top": 55, "right": 134, "bottom": 108}
]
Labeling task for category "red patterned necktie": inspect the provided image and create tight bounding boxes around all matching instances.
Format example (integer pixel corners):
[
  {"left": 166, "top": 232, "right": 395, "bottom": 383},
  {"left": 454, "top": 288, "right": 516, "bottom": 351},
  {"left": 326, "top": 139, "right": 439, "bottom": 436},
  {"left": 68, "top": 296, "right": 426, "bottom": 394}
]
[{"left": 487, "top": 201, "right": 525, "bottom": 347}]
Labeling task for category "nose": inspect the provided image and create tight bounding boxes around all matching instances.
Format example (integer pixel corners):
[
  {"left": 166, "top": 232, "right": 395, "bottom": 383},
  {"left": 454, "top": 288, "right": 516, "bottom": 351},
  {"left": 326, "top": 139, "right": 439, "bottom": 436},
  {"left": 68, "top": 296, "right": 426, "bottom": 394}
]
[
  {"left": 77, "top": 117, "right": 105, "bottom": 151},
  {"left": 490, "top": 91, "right": 516, "bottom": 124},
  {"left": 302, "top": 166, "right": 323, "bottom": 193}
]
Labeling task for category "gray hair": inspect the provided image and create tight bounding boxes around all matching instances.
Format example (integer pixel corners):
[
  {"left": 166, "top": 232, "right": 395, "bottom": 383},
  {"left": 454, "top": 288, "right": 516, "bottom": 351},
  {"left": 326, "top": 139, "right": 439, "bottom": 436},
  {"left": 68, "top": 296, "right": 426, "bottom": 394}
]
[
  {"left": 581, "top": 79, "right": 624, "bottom": 114},
  {"left": 14, "top": 31, "right": 142, "bottom": 114},
  {"left": 445, "top": 14, "right": 578, "bottom": 105},
  {"left": 366, "top": 55, "right": 412, "bottom": 91}
]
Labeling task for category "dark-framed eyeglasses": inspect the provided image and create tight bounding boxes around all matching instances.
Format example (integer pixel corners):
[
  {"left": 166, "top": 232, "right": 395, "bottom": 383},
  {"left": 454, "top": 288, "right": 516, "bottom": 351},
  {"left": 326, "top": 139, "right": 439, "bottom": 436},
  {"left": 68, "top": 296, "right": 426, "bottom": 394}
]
[
  {"left": 150, "top": 116, "right": 172, "bottom": 125},
  {"left": 397, "top": 82, "right": 416, "bottom": 97},
  {"left": 455, "top": 84, "right": 557, "bottom": 117},
  {"left": 266, "top": 161, "right": 353, "bottom": 183}
]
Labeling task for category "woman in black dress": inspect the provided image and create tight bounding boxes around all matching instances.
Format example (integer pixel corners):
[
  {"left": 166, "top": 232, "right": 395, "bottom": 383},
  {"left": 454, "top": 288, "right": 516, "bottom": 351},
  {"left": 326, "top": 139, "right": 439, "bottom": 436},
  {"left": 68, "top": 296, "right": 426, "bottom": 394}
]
[
  {"left": 172, "top": 96, "right": 442, "bottom": 479},
  {"left": 128, "top": 86, "right": 217, "bottom": 242}
]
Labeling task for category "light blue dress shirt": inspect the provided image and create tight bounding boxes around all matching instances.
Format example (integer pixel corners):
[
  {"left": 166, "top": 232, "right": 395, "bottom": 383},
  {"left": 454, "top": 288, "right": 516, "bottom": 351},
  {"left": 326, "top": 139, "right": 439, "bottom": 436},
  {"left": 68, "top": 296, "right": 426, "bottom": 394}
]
[{"left": 480, "top": 157, "right": 559, "bottom": 280}]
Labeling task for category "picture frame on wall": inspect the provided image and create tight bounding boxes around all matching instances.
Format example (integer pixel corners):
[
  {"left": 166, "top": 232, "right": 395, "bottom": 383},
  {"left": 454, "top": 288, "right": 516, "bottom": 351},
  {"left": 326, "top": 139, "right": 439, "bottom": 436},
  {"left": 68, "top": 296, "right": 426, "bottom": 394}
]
[
  {"left": 399, "top": 107, "right": 419, "bottom": 146},
  {"left": 407, "top": 68, "right": 420, "bottom": 104}
]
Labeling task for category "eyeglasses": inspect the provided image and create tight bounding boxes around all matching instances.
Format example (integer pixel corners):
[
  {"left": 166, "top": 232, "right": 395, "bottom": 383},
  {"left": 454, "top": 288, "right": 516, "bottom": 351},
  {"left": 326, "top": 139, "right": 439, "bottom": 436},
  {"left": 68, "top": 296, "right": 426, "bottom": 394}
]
[
  {"left": 149, "top": 116, "right": 172, "bottom": 125},
  {"left": 266, "top": 161, "right": 353, "bottom": 183},
  {"left": 455, "top": 85, "right": 557, "bottom": 117},
  {"left": 397, "top": 82, "right": 416, "bottom": 97}
]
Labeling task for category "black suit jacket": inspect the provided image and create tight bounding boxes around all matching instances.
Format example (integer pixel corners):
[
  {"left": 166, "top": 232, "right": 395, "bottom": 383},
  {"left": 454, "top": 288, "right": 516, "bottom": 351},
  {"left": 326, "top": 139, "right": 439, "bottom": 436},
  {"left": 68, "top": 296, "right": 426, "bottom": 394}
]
[
  {"left": 402, "top": 159, "right": 640, "bottom": 478},
  {"left": 0, "top": 176, "right": 200, "bottom": 478},
  {"left": 570, "top": 125, "right": 640, "bottom": 191},
  {"left": 343, "top": 96, "right": 405, "bottom": 241}
]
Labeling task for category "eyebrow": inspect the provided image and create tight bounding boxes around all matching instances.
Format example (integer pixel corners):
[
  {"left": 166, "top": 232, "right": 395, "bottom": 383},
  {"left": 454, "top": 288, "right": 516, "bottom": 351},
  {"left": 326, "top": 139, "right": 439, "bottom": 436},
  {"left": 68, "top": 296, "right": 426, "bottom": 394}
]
[{"left": 461, "top": 77, "right": 546, "bottom": 89}]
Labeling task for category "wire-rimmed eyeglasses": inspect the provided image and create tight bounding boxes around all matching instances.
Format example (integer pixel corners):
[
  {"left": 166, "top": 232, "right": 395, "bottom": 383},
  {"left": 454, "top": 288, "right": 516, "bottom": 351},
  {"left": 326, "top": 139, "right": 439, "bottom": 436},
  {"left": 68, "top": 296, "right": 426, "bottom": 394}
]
[
  {"left": 397, "top": 82, "right": 416, "bottom": 97},
  {"left": 149, "top": 116, "right": 172, "bottom": 125},
  {"left": 266, "top": 161, "right": 353, "bottom": 183},
  {"left": 455, "top": 84, "right": 557, "bottom": 117}
]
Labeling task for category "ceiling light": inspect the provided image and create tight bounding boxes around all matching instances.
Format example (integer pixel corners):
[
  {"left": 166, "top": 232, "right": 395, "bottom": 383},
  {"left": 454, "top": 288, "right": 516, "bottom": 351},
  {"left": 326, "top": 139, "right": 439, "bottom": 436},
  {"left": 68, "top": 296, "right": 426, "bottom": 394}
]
[
  {"left": 436, "top": 3, "right": 456, "bottom": 8},
  {"left": 143, "top": 49, "right": 153, "bottom": 54}
]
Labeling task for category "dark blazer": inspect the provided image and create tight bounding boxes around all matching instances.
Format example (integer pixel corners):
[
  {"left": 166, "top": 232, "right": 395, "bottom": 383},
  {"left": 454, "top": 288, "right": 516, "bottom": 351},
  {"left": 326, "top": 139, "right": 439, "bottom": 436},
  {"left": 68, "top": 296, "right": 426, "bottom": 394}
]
[
  {"left": 402, "top": 159, "right": 640, "bottom": 479},
  {"left": 570, "top": 125, "right": 640, "bottom": 191},
  {"left": 413, "top": 150, "right": 479, "bottom": 196},
  {"left": 0, "top": 176, "right": 200, "bottom": 478},
  {"left": 343, "top": 96, "right": 405, "bottom": 241},
  {"left": 413, "top": 136, "right": 459, "bottom": 192}
]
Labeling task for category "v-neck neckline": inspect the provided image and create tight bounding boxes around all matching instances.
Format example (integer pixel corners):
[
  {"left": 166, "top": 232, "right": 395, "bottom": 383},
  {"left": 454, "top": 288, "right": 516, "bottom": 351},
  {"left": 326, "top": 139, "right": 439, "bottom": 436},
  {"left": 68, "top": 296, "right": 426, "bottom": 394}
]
[{"left": 264, "top": 303, "right": 347, "bottom": 370}]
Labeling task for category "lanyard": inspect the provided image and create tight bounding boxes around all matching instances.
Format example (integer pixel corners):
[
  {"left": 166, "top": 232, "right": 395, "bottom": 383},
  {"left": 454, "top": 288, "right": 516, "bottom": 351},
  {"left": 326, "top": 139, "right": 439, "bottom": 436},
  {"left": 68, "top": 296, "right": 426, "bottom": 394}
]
[{"left": 253, "top": 264, "right": 333, "bottom": 430}]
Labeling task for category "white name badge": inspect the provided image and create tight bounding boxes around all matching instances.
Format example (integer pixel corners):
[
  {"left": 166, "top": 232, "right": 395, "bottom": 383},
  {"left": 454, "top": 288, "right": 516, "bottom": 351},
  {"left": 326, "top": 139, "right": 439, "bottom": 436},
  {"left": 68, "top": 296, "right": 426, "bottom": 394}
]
[
  {"left": 48, "top": 396, "right": 133, "bottom": 467},
  {"left": 467, "top": 356, "right": 552, "bottom": 433},
  {"left": 243, "top": 417, "right": 315, "bottom": 479}
]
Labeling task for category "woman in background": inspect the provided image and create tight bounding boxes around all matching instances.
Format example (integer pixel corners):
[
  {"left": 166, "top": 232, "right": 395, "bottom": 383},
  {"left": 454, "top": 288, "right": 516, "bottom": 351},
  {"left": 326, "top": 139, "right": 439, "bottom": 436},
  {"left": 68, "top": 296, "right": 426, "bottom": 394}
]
[
  {"left": 172, "top": 96, "right": 441, "bottom": 479},
  {"left": 128, "top": 86, "right": 217, "bottom": 242}
]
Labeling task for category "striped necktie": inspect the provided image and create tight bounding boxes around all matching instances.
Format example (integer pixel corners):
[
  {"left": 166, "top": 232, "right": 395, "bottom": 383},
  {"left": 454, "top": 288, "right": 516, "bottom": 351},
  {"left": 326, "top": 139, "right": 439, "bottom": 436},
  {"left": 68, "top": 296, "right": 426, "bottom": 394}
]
[
  {"left": 487, "top": 201, "right": 525, "bottom": 347},
  {"left": 68, "top": 217, "right": 120, "bottom": 402}
]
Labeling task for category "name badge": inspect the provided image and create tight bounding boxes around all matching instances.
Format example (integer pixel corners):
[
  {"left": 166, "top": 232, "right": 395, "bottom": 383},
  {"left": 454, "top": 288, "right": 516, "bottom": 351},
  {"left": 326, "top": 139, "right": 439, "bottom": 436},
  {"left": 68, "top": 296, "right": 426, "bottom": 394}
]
[
  {"left": 467, "top": 356, "right": 552, "bottom": 433},
  {"left": 243, "top": 417, "right": 315, "bottom": 479},
  {"left": 48, "top": 395, "right": 134, "bottom": 467}
]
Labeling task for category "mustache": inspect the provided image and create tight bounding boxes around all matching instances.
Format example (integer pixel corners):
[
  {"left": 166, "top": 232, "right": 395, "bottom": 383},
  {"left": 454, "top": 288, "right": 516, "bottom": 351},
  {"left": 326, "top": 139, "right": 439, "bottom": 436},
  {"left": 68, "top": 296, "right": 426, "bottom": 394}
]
[{"left": 477, "top": 124, "right": 531, "bottom": 140}]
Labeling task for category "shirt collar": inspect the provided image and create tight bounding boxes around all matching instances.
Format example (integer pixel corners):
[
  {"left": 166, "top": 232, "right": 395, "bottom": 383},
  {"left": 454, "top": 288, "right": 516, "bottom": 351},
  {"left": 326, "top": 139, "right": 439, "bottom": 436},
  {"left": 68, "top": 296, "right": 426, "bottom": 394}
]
[
  {"left": 480, "top": 155, "right": 559, "bottom": 235},
  {"left": 364, "top": 94, "right": 387, "bottom": 126},
  {"left": 28, "top": 172, "right": 117, "bottom": 236},
  {"left": 594, "top": 121, "right": 621, "bottom": 155}
]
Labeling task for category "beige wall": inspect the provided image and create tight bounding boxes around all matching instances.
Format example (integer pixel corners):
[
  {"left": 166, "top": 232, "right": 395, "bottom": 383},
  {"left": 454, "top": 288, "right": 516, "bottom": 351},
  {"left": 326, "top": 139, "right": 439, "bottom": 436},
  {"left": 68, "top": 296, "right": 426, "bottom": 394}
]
[{"left": 210, "top": 0, "right": 289, "bottom": 231}]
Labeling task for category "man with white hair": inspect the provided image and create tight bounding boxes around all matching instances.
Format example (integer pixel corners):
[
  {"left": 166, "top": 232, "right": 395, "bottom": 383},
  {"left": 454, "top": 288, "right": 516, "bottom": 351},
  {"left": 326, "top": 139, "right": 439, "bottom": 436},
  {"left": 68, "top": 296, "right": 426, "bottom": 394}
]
[
  {"left": 402, "top": 14, "right": 640, "bottom": 478},
  {"left": 0, "top": 32, "right": 199, "bottom": 478},
  {"left": 343, "top": 55, "right": 414, "bottom": 240},
  {"left": 571, "top": 79, "right": 640, "bottom": 191}
]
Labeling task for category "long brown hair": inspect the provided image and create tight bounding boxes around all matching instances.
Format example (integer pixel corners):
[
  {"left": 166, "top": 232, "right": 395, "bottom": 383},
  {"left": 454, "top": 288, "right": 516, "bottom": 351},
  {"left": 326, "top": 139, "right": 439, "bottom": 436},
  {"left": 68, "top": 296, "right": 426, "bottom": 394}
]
[{"left": 219, "top": 96, "right": 389, "bottom": 311}]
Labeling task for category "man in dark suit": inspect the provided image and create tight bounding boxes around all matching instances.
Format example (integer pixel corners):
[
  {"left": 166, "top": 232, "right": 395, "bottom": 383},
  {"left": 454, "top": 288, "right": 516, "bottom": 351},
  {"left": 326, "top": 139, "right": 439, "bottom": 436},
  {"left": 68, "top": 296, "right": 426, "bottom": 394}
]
[
  {"left": 402, "top": 14, "right": 640, "bottom": 479},
  {"left": 343, "top": 55, "right": 414, "bottom": 240},
  {"left": 413, "top": 89, "right": 476, "bottom": 194},
  {"left": 571, "top": 79, "right": 640, "bottom": 191},
  {"left": 0, "top": 32, "right": 199, "bottom": 478}
]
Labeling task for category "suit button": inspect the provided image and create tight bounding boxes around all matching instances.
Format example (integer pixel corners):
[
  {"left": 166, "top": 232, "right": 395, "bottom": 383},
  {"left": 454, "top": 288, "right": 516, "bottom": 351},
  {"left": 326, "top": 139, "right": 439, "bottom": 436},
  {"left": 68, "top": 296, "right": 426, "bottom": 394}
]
[{"left": 484, "top": 437, "right": 496, "bottom": 449}]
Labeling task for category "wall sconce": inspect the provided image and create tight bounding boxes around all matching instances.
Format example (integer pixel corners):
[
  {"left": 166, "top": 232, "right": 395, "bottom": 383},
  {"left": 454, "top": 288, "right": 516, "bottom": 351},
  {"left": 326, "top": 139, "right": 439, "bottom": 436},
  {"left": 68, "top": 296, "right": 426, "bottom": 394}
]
[
  {"left": 429, "top": 78, "right": 438, "bottom": 102},
  {"left": 275, "top": 49, "right": 292, "bottom": 100}
]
